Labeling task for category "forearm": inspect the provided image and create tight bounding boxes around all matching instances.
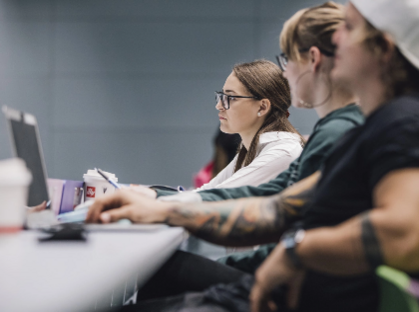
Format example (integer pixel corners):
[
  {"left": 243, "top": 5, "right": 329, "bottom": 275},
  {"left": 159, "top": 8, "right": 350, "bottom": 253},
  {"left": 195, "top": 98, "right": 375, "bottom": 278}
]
[
  {"left": 161, "top": 172, "right": 319, "bottom": 247},
  {"left": 297, "top": 217, "right": 369, "bottom": 275},
  {"left": 197, "top": 165, "right": 293, "bottom": 202},
  {"left": 198, "top": 183, "right": 282, "bottom": 202},
  {"left": 164, "top": 196, "right": 287, "bottom": 246},
  {"left": 297, "top": 208, "right": 419, "bottom": 275}
]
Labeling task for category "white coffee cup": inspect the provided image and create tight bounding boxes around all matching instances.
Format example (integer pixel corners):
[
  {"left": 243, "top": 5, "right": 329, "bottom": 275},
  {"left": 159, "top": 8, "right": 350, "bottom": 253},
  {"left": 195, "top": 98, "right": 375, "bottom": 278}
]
[
  {"left": 0, "top": 158, "right": 32, "bottom": 233},
  {"left": 83, "top": 169, "right": 118, "bottom": 202}
]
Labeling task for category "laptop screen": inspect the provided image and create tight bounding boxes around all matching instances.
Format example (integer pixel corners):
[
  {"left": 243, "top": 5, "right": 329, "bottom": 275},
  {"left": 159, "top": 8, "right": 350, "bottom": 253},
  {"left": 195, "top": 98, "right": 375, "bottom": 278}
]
[{"left": 4, "top": 107, "right": 49, "bottom": 206}]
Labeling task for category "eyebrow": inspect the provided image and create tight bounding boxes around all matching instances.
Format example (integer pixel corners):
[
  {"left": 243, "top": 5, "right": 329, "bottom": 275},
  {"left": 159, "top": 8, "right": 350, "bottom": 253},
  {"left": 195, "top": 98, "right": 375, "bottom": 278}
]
[{"left": 222, "top": 89, "right": 237, "bottom": 94}]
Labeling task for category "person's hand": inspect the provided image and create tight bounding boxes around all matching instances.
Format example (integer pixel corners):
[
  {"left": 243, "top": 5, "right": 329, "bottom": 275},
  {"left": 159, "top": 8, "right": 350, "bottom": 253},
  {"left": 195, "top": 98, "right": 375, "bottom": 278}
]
[
  {"left": 27, "top": 201, "right": 47, "bottom": 213},
  {"left": 86, "top": 189, "right": 170, "bottom": 224},
  {"left": 121, "top": 184, "right": 157, "bottom": 199},
  {"left": 250, "top": 244, "right": 305, "bottom": 312}
]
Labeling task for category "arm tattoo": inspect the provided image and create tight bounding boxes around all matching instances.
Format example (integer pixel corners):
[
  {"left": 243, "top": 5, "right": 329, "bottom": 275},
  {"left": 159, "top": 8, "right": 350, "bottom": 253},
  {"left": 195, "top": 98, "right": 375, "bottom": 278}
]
[
  {"left": 361, "top": 212, "right": 384, "bottom": 269},
  {"left": 166, "top": 172, "right": 320, "bottom": 246}
]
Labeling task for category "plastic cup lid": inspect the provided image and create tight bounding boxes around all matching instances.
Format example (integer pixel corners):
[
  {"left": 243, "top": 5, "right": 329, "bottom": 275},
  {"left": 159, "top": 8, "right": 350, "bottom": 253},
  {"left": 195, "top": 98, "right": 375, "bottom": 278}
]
[{"left": 83, "top": 169, "right": 118, "bottom": 182}]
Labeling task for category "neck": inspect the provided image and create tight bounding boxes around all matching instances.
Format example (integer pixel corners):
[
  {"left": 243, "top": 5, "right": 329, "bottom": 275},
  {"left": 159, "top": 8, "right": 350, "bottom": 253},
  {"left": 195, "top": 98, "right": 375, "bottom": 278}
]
[
  {"left": 240, "top": 127, "right": 261, "bottom": 150},
  {"left": 313, "top": 82, "right": 357, "bottom": 119},
  {"left": 354, "top": 78, "right": 387, "bottom": 116}
]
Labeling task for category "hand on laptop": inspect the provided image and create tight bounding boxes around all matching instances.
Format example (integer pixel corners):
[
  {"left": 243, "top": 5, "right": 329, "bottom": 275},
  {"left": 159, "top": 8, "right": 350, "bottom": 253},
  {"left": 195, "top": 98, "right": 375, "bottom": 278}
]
[{"left": 85, "top": 189, "right": 169, "bottom": 224}]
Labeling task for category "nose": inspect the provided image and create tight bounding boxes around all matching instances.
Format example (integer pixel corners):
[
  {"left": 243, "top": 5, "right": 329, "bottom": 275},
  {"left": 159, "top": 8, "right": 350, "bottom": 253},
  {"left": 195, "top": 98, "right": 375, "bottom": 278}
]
[
  {"left": 282, "top": 69, "right": 288, "bottom": 79},
  {"left": 215, "top": 99, "right": 224, "bottom": 111}
]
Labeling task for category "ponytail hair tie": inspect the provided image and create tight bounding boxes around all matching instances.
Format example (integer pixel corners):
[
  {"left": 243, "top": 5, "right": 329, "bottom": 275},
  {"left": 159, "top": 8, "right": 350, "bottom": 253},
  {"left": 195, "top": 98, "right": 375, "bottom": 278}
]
[{"left": 286, "top": 111, "right": 290, "bottom": 118}]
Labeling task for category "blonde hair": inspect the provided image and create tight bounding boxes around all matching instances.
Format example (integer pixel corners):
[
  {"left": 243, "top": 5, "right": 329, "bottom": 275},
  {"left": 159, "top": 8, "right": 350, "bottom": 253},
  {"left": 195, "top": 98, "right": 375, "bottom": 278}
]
[{"left": 280, "top": 1, "right": 344, "bottom": 62}]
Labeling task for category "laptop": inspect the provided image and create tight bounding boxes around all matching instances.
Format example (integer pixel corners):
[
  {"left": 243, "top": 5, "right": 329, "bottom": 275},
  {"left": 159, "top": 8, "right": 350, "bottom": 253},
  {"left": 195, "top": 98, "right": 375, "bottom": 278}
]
[
  {"left": 3, "top": 106, "right": 50, "bottom": 207},
  {"left": 3, "top": 106, "right": 166, "bottom": 232}
]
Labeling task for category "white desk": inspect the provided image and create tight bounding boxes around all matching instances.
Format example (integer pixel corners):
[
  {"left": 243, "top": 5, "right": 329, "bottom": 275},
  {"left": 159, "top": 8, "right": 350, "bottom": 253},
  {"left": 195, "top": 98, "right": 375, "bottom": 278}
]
[{"left": 0, "top": 227, "right": 184, "bottom": 312}]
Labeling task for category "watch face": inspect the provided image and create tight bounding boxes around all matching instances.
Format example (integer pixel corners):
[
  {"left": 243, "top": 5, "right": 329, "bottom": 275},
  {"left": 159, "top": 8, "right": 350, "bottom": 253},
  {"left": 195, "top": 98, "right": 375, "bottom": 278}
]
[
  {"left": 282, "top": 229, "right": 305, "bottom": 248},
  {"left": 282, "top": 229, "right": 305, "bottom": 269},
  {"left": 295, "top": 229, "right": 306, "bottom": 243},
  {"left": 282, "top": 235, "right": 295, "bottom": 248}
]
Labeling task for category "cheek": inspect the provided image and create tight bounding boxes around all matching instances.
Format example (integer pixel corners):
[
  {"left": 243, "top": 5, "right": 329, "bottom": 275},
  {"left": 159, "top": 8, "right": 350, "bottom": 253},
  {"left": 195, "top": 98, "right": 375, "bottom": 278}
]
[
  {"left": 284, "top": 70, "right": 298, "bottom": 93},
  {"left": 334, "top": 44, "right": 361, "bottom": 77},
  {"left": 228, "top": 107, "right": 257, "bottom": 131},
  {"left": 345, "top": 48, "right": 371, "bottom": 75}
]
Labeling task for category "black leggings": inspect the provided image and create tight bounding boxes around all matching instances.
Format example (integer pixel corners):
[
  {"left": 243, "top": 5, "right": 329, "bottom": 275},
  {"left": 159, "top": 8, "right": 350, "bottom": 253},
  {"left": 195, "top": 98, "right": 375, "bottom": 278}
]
[{"left": 137, "top": 250, "right": 248, "bottom": 301}]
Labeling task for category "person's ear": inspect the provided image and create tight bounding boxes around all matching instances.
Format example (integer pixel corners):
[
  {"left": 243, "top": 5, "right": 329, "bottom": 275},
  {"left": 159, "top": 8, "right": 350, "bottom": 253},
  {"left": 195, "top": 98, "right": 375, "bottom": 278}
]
[
  {"left": 258, "top": 99, "right": 271, "bottom": 117},
  {"left": 308, "top": 46, "right": 322, "bottom": 73},
  {"left": 381, "top": 33, "right": 396, "bottom": 64}
]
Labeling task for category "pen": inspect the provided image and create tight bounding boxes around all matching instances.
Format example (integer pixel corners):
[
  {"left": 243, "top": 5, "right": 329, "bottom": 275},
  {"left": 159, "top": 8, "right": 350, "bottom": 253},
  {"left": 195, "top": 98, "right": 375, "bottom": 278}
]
[{"left": 95, "top": 168, "right": 121, "bottom": 190}]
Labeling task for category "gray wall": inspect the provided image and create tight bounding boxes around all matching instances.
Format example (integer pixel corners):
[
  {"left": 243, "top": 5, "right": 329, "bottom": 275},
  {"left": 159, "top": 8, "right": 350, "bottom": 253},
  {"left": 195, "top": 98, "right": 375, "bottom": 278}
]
[{"left": 0, "top": 0, "right": 344, "bottom": 187}]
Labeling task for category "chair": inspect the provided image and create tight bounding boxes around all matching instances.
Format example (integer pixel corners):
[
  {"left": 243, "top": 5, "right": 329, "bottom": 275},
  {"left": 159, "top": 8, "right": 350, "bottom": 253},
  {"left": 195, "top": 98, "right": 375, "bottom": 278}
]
[{"left": 377, "top": 265, "right": 419, "bottom": 312}]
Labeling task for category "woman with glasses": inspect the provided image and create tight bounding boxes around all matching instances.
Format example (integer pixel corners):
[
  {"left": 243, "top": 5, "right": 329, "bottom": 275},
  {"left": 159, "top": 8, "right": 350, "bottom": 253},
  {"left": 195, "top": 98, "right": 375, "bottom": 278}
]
[
  {"left": 277, "top": 2, "right": 355, "bottom": 119},
  {"left": 195, "top": 60, "right": 304, "bottom": 191}
]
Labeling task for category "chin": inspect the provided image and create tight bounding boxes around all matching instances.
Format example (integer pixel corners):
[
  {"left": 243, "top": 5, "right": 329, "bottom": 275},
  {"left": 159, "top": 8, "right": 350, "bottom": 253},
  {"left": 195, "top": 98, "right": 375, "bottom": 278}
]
[{"left": 219, "top": 125, "right": 232, "bottom": 134}]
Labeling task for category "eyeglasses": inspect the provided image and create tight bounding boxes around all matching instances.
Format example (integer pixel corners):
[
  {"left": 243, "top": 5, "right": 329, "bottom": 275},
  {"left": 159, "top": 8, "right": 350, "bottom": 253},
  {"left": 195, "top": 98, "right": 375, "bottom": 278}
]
[
  {"left": 276, "top": 47, "right": 335, "bottom": 72},
  {"left": 215, "top": 91, "right": 260, "bottom": 110}
]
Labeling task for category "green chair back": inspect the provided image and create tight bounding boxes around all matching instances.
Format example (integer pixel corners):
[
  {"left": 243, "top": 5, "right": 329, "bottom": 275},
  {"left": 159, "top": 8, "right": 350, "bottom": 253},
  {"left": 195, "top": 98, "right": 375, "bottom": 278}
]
[{"left": 377, "top": 266, "right": 419, "bottom": 312}]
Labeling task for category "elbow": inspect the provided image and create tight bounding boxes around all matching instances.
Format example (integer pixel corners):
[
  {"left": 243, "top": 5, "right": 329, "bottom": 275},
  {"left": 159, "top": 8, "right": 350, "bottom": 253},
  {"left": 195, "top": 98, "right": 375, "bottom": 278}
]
[{"left": 383, "top": 230, "right": 419, "bottom": 272}]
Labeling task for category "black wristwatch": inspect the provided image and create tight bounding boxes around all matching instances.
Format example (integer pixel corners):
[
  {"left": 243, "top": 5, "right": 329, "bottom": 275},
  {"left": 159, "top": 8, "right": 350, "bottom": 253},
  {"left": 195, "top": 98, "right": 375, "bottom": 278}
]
[{"left": 281, "top": 228, "right": 306, "bottom": 269}]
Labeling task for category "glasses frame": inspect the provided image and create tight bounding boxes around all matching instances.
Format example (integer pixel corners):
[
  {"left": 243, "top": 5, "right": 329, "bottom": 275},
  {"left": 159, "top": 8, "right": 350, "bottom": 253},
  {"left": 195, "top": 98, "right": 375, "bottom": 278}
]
[
  {"left": 215, "top": 91, "right": 260, "bottom": 110},
  {"left": 276, "top": 46, "right": 335, "bottom": 72}
]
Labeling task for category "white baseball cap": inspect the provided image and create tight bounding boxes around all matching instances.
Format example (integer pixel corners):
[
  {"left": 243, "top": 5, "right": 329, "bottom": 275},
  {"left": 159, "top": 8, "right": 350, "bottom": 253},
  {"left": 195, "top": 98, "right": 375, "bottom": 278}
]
[{"left": 351, "top": 0, "right": 419, "bottom": 70}]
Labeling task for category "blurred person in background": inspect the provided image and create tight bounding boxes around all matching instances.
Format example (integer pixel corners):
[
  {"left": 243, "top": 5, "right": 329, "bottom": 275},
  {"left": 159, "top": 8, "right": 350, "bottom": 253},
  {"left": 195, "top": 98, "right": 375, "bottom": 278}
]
[{"left": 193, "top": 130, "right": 240, "bottom": 189}]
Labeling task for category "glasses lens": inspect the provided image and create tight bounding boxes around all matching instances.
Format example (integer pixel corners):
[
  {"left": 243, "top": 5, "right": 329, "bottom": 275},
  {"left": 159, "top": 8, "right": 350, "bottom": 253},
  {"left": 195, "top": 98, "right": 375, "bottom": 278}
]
[
  {"left": 275, "top": 55, "right": 282, "bottom": 70},
  {"left": 222, "top": 94, "right": 229, "bottom": 109},
  {"left": 215, "top": 92, "right": 229, "bottom": 109},
  {"left": 215, "top": 92, "right": 221, "bottom": 104},
  {"left": 279, "top": 54, "right": 288, "bottom": 71}
]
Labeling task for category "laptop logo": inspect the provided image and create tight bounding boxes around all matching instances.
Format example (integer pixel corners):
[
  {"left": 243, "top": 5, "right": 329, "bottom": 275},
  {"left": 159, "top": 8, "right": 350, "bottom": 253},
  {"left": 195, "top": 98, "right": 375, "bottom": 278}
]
[{"left": 86, "top": 186, "right": 96, "bottom": 198}]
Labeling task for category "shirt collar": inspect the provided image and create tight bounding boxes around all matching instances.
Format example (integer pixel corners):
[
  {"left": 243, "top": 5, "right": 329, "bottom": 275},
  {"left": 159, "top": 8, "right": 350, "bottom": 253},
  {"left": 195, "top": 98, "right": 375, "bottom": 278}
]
[{"left": 258, "top": 131, "right": 300, "bottom": 144}]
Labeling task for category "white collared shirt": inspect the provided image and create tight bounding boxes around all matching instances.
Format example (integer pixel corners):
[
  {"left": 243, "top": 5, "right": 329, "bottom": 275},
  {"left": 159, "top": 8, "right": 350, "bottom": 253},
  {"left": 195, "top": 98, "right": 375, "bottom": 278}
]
[
  {"left": 159, "top": 131, "right": 302, "bottom": 203},
  {"left": 196, "top": 131, "right": 302, "bottom": 190}
]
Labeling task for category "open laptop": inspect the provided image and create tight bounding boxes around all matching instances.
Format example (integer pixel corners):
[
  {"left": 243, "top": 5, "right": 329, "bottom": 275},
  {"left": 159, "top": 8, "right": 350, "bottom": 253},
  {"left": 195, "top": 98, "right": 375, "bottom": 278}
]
[
  {"left": 3, "top": 106, "right": 50, "bottom": 207},
  {"left": 3, "top": 106, "right": 166, "bottom": 231}
]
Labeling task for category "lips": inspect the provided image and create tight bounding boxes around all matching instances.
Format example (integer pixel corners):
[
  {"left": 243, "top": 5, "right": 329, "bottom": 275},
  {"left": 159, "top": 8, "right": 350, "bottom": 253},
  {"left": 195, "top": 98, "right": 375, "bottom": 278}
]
[{"left": 219, "top": 115, "right": 226, "bottom": 120}]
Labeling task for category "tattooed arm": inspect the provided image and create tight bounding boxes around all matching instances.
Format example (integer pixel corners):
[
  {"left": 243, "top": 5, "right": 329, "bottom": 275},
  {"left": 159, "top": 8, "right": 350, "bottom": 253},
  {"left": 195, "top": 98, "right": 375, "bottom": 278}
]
[
  {"left": 288, "top": 168, "right": 419, "bottom": 275},
  {"left": 250, "top": 168, "right": 419, "bottom": 312},
  {"left": 86, "top": 171, "right": 321, "bottom": 247}
]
